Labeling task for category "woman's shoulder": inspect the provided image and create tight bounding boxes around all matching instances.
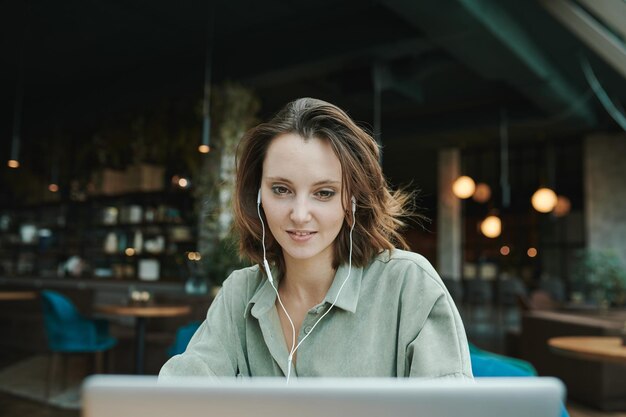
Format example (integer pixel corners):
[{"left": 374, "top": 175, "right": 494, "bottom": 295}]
[
  {"left": 366, "top": 249, "right": 451, "bottom": 306},
  {"left": 217, "top": 264, "right": 264, "bottom": 302},
  {"left": 368, "top": 249, "right": 445, "bottom": 289},
  {"left": 373, "top": 249, "right": 438, "bottom": 275}
]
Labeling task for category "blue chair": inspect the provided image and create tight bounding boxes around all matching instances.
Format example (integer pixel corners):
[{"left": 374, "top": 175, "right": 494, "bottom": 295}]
[
  {"left": 40, "top": 290, "right": 117, "bottom": 397},
  {"left": 469, "top": 344, "right": 569, "bottom": 417},
  {"left": 167, "top": 321, "right": 202, "bottom": 357},
  {"left": 469, "top": 343, "right": 537, "bottom": 377}
]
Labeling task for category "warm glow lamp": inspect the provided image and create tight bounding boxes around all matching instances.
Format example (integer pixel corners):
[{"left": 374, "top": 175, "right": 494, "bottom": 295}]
[
  {"left": 178, "top": 177, "right": 189, "bottom": 188},
  {"left": 472, "top": 183, "right": 491, "bottom": 203},
  {"left": 480, "top": 215, "right": 501, "bottom": 238},
  {"left": 199, "top": 3, "right": 215, "bottom": 154},
  {"left": 531, "top": 187, "right": 557, "bottom": 213},
  {"left": 553, "top": 195, "right": 571, "bottom": 217},
  {"left": 452, "top": 176, "right": 476, "bottom": 199}
]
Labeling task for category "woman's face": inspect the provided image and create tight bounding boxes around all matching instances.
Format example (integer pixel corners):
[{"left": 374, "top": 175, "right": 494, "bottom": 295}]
[{"left": 261, "top": 133, "right": 345, "bottom": 267}]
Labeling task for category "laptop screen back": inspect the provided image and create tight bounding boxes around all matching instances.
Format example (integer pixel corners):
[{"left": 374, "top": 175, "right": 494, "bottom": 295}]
[{"left": 82, "top": 375, "right": 565, "bottom": 417}]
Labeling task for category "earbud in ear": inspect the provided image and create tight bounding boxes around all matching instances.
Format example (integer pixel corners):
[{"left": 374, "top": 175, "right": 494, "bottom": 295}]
[
  {"left": 351, "top": 196, "right": 356, "bottom": 213},
  {"left": 257, "top": 189, "right": 261, "bottom": 205}
]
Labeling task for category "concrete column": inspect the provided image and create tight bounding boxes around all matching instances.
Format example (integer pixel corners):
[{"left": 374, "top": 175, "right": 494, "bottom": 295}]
[
  {"left": 584, "top": 133, "right": 626, "bottom": 264},
  {"left": 437, "top": 148, "right": 462, "bottom": 280}
]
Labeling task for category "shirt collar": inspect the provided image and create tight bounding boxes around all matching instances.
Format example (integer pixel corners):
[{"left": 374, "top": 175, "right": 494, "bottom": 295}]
[
  {"left": 245, "top": 267, "right": 278, "bottom": 319},
  {"left": 322, "top": 262, "right": 362, "bottom": 313},
  {"left": 244, "top": 262, "right": 364, "bottom": 319}
]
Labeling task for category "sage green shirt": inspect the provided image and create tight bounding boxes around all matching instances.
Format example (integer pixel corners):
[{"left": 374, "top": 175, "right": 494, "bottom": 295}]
[{"left": 160, "top": 249, "right": 473, "bottom": 379}]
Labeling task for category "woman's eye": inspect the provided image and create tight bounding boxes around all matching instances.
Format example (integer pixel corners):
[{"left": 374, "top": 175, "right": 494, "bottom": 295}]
[
  {"left": 271, "top": 185, "right": 290, "bottom": 195},
  {"left": 316, "top": 190, "right": 336, "bottom": 199}
]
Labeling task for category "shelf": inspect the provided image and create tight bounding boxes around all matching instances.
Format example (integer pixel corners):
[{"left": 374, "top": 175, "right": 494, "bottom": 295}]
[
  {"left": 1, "top": 190, "right": 193, "bottom": 210},
  {"left": 91, "top": 222, "right": 189, "bottom": 229},
  {"left": 90, "top": 252, "right": 180, "bottom": 258},
  {"left": 0, "top": 275, "right": 196, "bottom": 295},
  {"left": 0, "top": 190, "right": 197, "bottom": 284}
]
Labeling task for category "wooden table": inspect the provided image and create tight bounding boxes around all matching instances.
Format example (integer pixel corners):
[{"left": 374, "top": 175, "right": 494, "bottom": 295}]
[
  {"left": 0, "top": 291, "right": 37, "bottom": 301},
  {"left": 96, "top": 304, "right": 191, "bottom": 374},
  {"left": 548, "top": 336, "right": 626, "bottom": 365}
]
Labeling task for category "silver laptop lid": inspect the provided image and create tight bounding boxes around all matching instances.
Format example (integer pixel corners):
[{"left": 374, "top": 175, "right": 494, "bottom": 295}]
[{"left": 83, "top": 375, "right": 565, "bottom": 417}]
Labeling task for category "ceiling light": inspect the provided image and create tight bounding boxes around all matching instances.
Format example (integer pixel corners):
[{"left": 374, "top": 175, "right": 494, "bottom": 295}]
[
  {"left": 472, "top": 183, "right": 491, "bottom": 203},
  {"left": 480, "top": 215, "right": 501, "bottom": 238},
  {"left": 452, "top": 176, "right": 476, "bottom": 199},
  {"left": 553, "top": 195, "right": 571, "bottom": 217},
  {"left": 531, "top": 187, "right": 557, "bottom": 213}
]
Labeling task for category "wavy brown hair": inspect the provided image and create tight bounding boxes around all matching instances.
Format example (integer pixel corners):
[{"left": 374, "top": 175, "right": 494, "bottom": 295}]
[{"left": 233, "top": 97, "right": 413, "bottom": 278}]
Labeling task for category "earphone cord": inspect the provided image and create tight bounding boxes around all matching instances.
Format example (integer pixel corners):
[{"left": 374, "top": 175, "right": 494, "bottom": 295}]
[
  {"left": 285, "top": 215, "right": 355, "bottom": 381},
  {"left": 257, "top": 200, "right": 296, "bottom": 377},
  {"left": 258, "top": 197, "right": 356, "bottom": 384}
]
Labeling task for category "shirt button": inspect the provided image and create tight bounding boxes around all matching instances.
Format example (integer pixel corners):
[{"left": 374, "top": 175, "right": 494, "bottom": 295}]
[{"left": 304, "top": 326, "right": 313, "bottom": 334}]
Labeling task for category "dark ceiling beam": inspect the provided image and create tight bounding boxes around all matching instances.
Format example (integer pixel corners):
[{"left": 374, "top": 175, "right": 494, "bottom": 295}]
[
  {"left": 575, "top": 0, "right": 626, "bottom": 40},
  {"left": 380, "top": 0, "right": 597, "bottom": 127},
  {"left": 242, "top": 37, "right": 435, "bottom": 88},
  {"left": 375, "top": 63, "right": 424, "bottom": 103},
  {"left": 541, "top": 0, "right": 626, "bottom": 80},
  {"left": 383, "top": 111, "right": 588, "bottom": 151},
  {"left": 380, "top": 55, "right": 458, "bottom": 103}
]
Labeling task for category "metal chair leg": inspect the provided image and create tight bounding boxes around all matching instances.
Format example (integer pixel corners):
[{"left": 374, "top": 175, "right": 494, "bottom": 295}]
[
  {"left": 45, "top": 352, "right": 59, "bottom": 399},
  {"left": 59, "top": 354, "right": 68, "bottom": 392},
  {"left": 95, "top": 351, "right": 104, "bottom": 374},
  {"left": 107, "top": 348, "right": 115, "bottom": 374}
]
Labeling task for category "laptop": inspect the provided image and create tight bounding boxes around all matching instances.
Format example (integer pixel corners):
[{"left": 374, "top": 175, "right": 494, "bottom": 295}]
[{"left": 82, "top": 375, "right": 565, "bottom": 417}]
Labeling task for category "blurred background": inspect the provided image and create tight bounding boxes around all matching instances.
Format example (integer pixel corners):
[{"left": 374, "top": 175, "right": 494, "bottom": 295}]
[{"left": 1, "top": 1, "right": 625, "bottom": 416}]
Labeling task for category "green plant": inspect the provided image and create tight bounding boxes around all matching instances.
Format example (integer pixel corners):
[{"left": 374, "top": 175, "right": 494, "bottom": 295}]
[
  {"left": 203, "top": 232, "right": 250, "bottom": 286},
  {"left": 573, "top": 250, "right": 626, "bottom": 307},
  {"left": 194, "top": 82, "right": 260, "bottom": 286}
]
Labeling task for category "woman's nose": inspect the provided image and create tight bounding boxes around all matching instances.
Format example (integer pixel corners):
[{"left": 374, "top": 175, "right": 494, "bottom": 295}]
[{"left": 289, "top": 197, "right": 312, "bottom": 224}]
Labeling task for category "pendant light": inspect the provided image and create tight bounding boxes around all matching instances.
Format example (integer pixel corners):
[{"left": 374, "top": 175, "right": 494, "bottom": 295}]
[
  {"left": 372, "top": 62, "right": 384, "bottom": 164},
  {"left": 8, "top": 3, "right": 28, "bottom": 169},
  {"left": 472, "top": 182, "right": 491, "bottom": 203},
  {"left": 8, "top": 60, "right": 24, "bottom": 169},
  {"left": 452, "top": 175, "right": 476, "bottom": 199},
  {"left": 553, "top": 195, "right": 571, "bottom": 217},
  {"left": 531, "top": 187, "right": 558, "bottom": 213},
  {"left": 480, "top": 215, "right": 502, "bottom": 238},
  {"left": 531, "top": 144, "right": 558, "bottom": 213},
  {"left": 472, "top": 150, "right": 491, "bottom": 203},
  {"left": 500, "top": 109, "right": 510, "bottom": 209},
  {"left": 48, "top": 160, "right": 59, "bottom": 192},
  {"left": 480, "top": 109, "right": 509, "bottom": 238},
  {"left": 199, "top": 2, "right": 216, "bottom": 154}
]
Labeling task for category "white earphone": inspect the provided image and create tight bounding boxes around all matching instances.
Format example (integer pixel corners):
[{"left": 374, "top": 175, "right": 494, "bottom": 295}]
[
  {"left": 256, "top": 188, "right": 356, "bottom": 382},
  {"left": 257, "top": 189, "right": 274, "bottom": 284}
]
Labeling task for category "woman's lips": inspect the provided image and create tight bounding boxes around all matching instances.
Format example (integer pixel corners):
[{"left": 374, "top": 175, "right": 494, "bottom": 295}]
[{"left": 287, "top": 231, "right": 317, "bottom": 242}]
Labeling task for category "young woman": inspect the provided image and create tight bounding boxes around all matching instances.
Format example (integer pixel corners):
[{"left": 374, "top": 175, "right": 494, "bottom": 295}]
[{"left": 160, "top": 98, "right": 472, "bottom": 380}]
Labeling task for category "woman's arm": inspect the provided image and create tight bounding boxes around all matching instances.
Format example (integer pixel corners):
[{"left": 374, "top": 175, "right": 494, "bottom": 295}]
[
  {"left": 159, "top": 280, "right": 240, "bottom": 379},
  {"left": 406, "top": 291, "right": 473, "bottom": 379}
]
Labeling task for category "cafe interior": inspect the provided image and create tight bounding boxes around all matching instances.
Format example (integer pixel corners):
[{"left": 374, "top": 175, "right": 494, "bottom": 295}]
[{"left": 1, "top": 0, "right": 626, "bottom": 416}]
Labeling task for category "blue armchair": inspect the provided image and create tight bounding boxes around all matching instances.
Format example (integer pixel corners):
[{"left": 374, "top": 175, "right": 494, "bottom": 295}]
[
  {"left": 167, "top": 321, "right": 202, "bottom": 357},
  {"left": 40, "top": 290, "right": 117, "bottom": 397},
  {"left": 469, "top": 344, "right": 569, "bottom": 417},
  {"left": 470, "top": 343, "right": 537, "bottom": 377}
]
